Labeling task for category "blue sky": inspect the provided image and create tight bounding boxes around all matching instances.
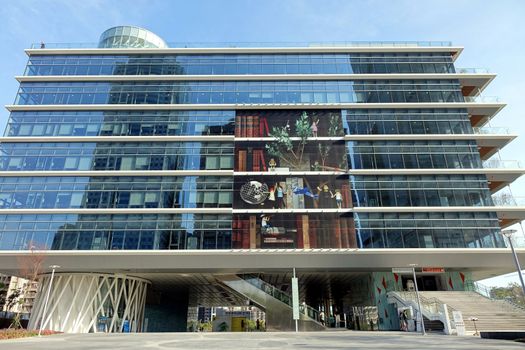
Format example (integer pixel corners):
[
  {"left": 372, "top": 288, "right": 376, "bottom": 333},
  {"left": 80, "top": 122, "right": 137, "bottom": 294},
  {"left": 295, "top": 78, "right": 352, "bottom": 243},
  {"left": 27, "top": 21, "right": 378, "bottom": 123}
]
[{"left": 0, "top": 0, "right": 525, "bottom": 287}]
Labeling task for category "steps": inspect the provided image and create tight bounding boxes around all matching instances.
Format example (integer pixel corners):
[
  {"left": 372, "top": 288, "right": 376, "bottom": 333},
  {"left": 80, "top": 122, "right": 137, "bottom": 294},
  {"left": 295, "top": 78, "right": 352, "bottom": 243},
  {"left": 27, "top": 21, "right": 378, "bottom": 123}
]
[
  {"left": 420, "top": 291, "right": 525, "bottom": 332},
  {"left": 424, "top": 318, "right": 445, "bottom": 333}
]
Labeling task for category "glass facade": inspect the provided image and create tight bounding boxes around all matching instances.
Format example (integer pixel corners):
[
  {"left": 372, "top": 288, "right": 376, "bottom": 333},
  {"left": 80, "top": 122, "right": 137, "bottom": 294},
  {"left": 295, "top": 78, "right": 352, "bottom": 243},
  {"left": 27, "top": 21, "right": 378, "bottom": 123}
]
[
  {"left": 15, "top": 80, "right": 464, "bottom": 105},
  {"left": 343, "top": 109, "right": 473, "bottom": 135},
  {"left": 350, "top": 175, "right": 493, "bottom": 207},
  {"left": 0, "top": 213, "right": 231, "bottom": 250},
  {"left": 0, "top": 176, "right": 233, "bottom": 209},
  {"left": 0, "top": 142, "right": 234, "bottom": 171},
  {"left": 0, "top": 45, "right": 507, "bottom": 252},
  {"left": 5, "top": 110, "right": 235, "bottom": 137},
  {"left": 347, "top": 140, "right": 482, "bottom": 169},
  {"left": 354, "top": 212, "right": 504, "bottom": 249},
  {"left": 25, "top": 53, "right": 455, "bottom": 76}
]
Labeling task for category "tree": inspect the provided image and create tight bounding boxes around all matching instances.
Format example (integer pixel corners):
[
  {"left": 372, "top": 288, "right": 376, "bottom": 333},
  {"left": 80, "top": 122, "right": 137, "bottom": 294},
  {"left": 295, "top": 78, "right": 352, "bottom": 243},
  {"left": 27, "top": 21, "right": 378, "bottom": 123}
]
[
  {"left": 317, "top": 114, "right": 344, "bottom": 168},
  {"left": 490, "top": 282, "right": 525, "bottom": 307},
  {"left": 9, "top": 243, "right": 46, "bottom": 329},
  {"left": 266, "top": 111, "right": 312, "bottom": 170}
]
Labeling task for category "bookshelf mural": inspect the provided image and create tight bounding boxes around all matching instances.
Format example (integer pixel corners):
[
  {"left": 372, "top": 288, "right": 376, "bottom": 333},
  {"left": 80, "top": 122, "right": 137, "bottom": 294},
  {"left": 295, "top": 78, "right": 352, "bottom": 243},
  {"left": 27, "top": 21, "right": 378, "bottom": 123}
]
[
  {"left": 232, "top": 213, "right": 357, "bottom": 249},
  {"left": 233, "top": 110, "right": 357, "bottom": 249}
]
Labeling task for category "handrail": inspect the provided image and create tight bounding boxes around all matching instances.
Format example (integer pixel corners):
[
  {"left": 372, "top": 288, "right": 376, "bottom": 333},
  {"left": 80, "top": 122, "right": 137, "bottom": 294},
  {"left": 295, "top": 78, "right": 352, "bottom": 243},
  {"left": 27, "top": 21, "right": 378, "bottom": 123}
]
[
  {"left": 465, "top": 280, "right": 525, "bottom": 311},
  {"left": 240, "top": 275, "right": 321, "bottom": 323}
]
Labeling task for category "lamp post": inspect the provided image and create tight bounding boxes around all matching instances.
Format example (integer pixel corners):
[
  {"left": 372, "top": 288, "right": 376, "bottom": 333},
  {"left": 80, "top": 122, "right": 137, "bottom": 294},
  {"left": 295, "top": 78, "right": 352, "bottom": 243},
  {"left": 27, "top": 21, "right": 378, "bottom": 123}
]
[
  {"left": 501, "top": 229, "right": 525, "bottom": 297},
  {"left": 38, "top": 265, "right": 60, "bottom": 336},
  {"left": 408, "top": 263, "right": 426, "bottom": 335}
]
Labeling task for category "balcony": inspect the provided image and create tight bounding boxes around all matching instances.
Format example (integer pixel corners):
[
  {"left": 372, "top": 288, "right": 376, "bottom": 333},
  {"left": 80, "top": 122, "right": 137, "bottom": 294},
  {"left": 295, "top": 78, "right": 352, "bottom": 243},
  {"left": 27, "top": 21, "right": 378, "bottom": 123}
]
[
  {"left": 480, "top": 160, "right": 524, "bottom": 192},
  {"left": 471, "top": 127, "right": 516, "bottom": 159},
  {"left": 490, "top": 193, "right": 525, "bottom": 228},
  {"left": 455, "top": 69, "right": 494, "bottom": 97}
]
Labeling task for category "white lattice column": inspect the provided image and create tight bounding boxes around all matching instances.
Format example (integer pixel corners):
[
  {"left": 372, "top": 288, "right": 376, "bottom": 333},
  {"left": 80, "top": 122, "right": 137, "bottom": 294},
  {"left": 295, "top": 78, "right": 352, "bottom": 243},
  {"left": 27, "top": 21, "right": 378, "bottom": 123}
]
[{"left": 28, "top": 273, "right": 150, "bottom": 333}]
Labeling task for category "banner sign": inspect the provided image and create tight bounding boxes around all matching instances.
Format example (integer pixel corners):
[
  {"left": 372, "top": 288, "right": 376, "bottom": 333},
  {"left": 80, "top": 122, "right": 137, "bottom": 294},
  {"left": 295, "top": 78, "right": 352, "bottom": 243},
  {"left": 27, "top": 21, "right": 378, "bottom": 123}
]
[{"left": 421, "top": 267, "right": 445, "bottom": 273}]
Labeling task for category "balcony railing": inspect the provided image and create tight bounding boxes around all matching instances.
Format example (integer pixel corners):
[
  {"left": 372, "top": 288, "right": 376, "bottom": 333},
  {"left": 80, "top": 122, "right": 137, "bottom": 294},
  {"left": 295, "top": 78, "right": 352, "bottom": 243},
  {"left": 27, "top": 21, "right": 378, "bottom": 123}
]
[
  {"left": 29, "top": 40, "right": 453, "bottom": 50},
  {"left": 491, "top": 193, "right": 525, "bottom": 206},
  {"left": 473, "top": 126, "right": 510, "bottom": 134},
  {"left": 482, "top": 159, "right": 522, "bottom": 169},
  {"left": 463, "top": 96, "right": 501, "bottom": 103},
  {"left": 455, "top": 68, "right": 490, "bottom": 74}
]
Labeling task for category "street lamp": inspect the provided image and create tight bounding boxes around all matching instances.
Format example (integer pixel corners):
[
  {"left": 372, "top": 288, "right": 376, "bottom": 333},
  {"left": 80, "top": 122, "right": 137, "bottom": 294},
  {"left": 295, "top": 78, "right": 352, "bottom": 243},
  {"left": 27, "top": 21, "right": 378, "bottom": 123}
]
[
  {"left": 501, "top": 229, "right": 525, "bottom": 297},
  {"left": 38, "top": 265, "right": 60, "bottom": 336},
  {"left": 408, "top": 263, "right": 426, "bottom": 335}
]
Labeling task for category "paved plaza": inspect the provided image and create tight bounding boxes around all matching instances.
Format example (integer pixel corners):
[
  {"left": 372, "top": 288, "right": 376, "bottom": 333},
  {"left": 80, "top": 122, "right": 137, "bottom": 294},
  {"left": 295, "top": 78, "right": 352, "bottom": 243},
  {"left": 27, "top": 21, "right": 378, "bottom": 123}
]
[{"left": 1, "top": 331, "right": 524, "bottom": 350}]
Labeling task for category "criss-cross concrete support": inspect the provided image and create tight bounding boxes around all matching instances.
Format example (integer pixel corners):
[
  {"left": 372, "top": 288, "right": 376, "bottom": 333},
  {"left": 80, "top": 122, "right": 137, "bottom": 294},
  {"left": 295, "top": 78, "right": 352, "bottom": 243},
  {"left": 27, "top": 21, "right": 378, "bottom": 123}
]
[{"left": 28, "top": 273, "right": 149, "bottom": 333}]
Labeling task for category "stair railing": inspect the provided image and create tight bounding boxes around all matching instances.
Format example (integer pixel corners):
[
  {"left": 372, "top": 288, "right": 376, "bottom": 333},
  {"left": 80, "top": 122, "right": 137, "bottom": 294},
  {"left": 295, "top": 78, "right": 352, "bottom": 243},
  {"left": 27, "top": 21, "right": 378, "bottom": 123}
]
[
  {"left": 465, "top": 280, "right": 525, "bottom": 311},
  {"left": 388, "top": 291, "right": 457, "bottom": 333},
  {"left": 240, "top": 275, "right": 321, "bottom": 323}
]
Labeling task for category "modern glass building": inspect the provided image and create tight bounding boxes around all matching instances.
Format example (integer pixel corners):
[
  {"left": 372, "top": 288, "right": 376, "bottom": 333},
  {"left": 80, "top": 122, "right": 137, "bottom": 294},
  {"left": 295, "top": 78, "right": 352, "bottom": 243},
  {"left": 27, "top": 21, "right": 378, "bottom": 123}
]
[{"left": 0, "top": 26, "right": 524, "bottom": 333}]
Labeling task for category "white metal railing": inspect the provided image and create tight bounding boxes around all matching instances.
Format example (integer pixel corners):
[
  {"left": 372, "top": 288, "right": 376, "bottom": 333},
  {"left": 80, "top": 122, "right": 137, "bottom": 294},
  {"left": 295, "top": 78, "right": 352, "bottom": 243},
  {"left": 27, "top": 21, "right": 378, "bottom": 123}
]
[
  {"left": 473, "top": 126, "right": 510, "bottom": 134},
  {"left": 463, "top": 96, "right": 501, "bottom": 103},
  {"left": 491, "top": 193, "right": 525, "bottom": 206},
  {"left": 387, "top": 291, "right": 455, "bottom": 334},
  {"left": 456, "top": 68, "right": 490, "bottom": 74},
  {"left": 482, "top": 159, "right": 522, "bottom": 169}
]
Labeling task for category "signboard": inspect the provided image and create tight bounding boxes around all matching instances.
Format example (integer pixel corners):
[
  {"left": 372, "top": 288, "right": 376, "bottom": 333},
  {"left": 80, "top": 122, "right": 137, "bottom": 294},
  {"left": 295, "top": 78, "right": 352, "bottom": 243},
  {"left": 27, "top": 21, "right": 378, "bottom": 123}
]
[
  {"left": 392, "top": 268, "right": 414, "bottom": 274},
  {"left": 421, "top": 267, "right": 445, "bottom": 273},
  {"left": 292, "top": 277, "right": 299, "bottom": 320}
]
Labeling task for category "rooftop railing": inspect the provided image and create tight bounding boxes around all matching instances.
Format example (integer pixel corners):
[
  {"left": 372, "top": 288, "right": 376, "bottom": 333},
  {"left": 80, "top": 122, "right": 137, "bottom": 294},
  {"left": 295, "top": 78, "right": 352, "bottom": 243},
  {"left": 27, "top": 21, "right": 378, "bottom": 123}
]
[
  {"left": 482, "top": 159, "right": 522, "bottom": 169},
  {"left": 455, "top": 67, "right": 490, "bottom": 74},
  {"left": 463, "top": 96, "right": 501, "bottom": 103},
  {"left": 29, "top": 40, "right": 453, "bottom": 50},
  {"left": 473, "top": 126, "right": 511, "bottom": 134}
]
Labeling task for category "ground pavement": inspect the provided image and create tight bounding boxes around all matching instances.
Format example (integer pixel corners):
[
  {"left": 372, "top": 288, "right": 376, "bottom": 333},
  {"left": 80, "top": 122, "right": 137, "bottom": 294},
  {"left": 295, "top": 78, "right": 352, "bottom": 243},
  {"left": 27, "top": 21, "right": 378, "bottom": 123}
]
[{"left": 1, "top": 331, "right": 523, "bottom": 349}]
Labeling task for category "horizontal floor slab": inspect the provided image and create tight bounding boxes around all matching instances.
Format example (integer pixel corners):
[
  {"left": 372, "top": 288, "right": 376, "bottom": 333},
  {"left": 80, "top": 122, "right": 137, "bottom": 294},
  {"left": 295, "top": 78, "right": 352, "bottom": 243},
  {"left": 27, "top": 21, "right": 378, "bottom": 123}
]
[{"left": 0, "top": 248, "right": 522, "bottom": 280}]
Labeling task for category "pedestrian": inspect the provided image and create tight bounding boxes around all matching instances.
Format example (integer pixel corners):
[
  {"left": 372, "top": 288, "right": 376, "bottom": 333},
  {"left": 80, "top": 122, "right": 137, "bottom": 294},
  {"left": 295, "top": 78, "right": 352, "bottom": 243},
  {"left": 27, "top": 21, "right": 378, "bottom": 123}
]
[
  {"left": 319, "top": 311, "right": 325, "bottom": 326},
  {"left": 399, "top": 310, "right": 408, "bottom": 331},
  {"left": 256, "top": 318, "right": 260, "bottom": 331}
]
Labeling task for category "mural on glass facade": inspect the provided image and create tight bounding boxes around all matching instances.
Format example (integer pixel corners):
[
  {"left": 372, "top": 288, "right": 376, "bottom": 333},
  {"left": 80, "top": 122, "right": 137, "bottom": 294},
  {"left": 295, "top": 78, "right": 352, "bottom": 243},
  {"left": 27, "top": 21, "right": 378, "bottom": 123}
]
[{"left": 233, "top": 109, "right": 356, "bottom": 249}]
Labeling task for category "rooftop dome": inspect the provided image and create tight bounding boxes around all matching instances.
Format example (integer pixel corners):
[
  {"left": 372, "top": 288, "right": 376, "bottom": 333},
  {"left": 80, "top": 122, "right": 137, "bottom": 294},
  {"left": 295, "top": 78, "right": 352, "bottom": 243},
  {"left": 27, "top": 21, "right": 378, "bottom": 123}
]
[{"left": 98, "top": 26, "right": 168, "bottom": 49}]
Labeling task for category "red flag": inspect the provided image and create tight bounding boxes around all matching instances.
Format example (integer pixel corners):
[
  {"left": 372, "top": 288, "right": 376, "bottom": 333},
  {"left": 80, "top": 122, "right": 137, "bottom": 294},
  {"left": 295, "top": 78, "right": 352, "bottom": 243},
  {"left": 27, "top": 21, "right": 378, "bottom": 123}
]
[
  {"left": 459, "top": 272, "right": 465, "bottom": 284},
  {"left": 377, "top": 286, "right": 382, "bottom": 294},
  {"left": 394, "top": 273, "right": 399, "bottom": 283},
  {"left": 448, "top": 277, "right": 453, "bottom": 290},
  {"left": 382, "top": 277, "right": 387, "bottom": 290}
]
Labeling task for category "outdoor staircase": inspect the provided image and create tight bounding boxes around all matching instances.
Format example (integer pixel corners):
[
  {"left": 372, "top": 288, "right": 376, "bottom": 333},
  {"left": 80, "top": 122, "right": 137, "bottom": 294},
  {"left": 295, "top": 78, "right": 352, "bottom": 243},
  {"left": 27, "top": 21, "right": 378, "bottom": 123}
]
[
  {"left": 388, "top": 290, "right": 525, "bottom": 334},
  {"left": 420, "top": 291, "right": 525, "bottom": 333},
  {"left": 216, "top": 275, "right": 326, "bottom": 331}
]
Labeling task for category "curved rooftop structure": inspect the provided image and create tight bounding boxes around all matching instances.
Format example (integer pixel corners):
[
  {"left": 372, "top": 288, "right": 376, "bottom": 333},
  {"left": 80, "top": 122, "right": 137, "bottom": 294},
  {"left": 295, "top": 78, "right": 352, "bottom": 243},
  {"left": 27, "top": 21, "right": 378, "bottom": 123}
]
[{"left": 98, "top": 25, "right": 168, "bottom": 49}]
